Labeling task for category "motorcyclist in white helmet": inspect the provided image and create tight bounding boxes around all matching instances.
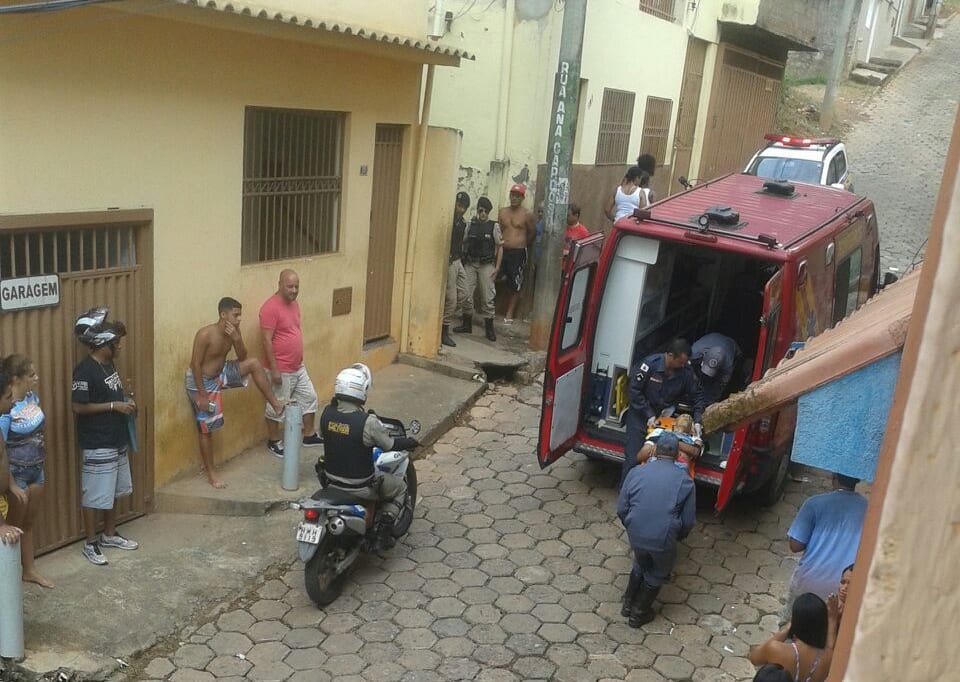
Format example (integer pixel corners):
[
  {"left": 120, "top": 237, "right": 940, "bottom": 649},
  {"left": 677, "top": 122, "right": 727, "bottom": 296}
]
[{"left": 318, "top": 363, "right": 418, "bottom": 549}]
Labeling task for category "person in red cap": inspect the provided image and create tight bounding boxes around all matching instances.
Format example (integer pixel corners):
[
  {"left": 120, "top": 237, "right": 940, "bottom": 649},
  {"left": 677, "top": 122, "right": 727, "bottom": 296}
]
[{"left": 497, "top": 183, "right": 536, "bottom": 326}]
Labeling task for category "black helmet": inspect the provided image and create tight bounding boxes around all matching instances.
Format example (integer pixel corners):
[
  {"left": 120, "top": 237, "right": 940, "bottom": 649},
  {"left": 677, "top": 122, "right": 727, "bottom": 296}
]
[{"left": 74, "top": 307, "right": 108, "bottom": 338}]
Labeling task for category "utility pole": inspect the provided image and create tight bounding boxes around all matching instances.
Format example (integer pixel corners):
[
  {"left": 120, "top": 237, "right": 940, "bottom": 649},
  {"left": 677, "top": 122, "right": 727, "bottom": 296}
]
[
  {"left": 821, "top": 0, "right": 858, "bottom": 131},
  {"left": 530, "top": 0, "right": 587, "bottom": 350}
]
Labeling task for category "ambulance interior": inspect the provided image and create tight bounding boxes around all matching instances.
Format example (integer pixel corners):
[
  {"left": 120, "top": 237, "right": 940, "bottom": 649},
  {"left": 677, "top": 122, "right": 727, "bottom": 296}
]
[{"left": 583, "top": 234, "right": 780, "bottom": 469}]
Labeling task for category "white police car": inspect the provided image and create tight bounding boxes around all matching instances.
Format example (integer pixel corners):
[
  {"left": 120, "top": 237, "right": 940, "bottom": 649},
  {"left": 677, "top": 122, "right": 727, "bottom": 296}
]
[{"left": 744, "top": 134, "right": 853, "bottom": 191}]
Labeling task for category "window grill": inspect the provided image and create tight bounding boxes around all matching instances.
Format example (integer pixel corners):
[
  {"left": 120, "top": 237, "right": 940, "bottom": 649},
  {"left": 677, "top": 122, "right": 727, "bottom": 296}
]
[
  {"left": 639, "top": 96, "right": 674, "bottom": 168},
  {"left": 242, "top": 107, "right": 345, "bottom": 264},
  {"left": 596, "top": 89, "right": 636, "bottom": 165},
  {"left": 639, "top": 0, "right": 676, "bottom": 22},
  {"left": 0, "top": 226, "right": 137, "bottom": 278}
]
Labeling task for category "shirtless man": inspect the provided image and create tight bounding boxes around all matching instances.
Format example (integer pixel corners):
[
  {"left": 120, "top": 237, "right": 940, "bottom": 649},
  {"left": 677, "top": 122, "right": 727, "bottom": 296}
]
[
  {"left": 186, "top": 297, "right": 283, "bottom": 488},
  {"left": 497, "top": 183, "right": 536, "bottom": 324}
]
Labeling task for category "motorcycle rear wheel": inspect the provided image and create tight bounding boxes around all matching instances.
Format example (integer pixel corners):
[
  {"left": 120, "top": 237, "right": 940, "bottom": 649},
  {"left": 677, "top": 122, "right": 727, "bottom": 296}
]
[
  {"left": 304, "top": 536, "right": 348, "bottom": 607},
  {"left": 392, "top": 461, "right": 418, "bottom": 537}
]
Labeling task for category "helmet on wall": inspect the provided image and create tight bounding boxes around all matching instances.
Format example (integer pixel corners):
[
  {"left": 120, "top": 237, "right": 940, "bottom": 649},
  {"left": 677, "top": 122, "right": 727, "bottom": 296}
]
[
  {"left": 74, "top": 307, "right": 109, "bottom": 338},
  {"left": 335, "top": 364, "right": 372, "bottom": 404}
]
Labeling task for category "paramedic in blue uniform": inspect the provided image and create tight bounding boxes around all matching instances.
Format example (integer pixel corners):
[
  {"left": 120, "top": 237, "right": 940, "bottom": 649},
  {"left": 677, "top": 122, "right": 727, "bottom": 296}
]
[
  {"left": 622, "top": 338, "right": 704, "bottom": 488},
  {"left": 691, "top": 332, "right": 741, "bottom": 406}
]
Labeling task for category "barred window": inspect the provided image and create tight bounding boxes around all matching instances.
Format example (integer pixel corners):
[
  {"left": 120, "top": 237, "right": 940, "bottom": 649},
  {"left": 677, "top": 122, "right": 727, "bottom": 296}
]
[
  {"left": 639, "top": 0, "right": 676, "bottom": 22},
  {"left": 0, "top": 226, "right": 137, "bottom": 277},
  {"left": 242, "top": 107, "right": 344, "bottom": 264},
  {"left": 596, "top": 89, "right": 635, "bottom": 165},
  {"left": 639, "top": 96, "right": 674, "bottom": 168}
]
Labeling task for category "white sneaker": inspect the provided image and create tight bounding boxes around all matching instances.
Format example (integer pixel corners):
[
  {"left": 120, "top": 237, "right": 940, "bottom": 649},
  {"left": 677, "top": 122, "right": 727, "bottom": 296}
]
[
  {"left": 82, "top": 541, "right": 109, "bottom": 565},
  {"left": 100, "top": 533, "right": 139, "bottom": 551}
]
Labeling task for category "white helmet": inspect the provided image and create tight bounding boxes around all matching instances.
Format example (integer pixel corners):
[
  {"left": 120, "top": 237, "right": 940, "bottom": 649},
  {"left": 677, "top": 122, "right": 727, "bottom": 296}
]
[{"left": 334, "top": 363, "right": 372, "bottom": 404}]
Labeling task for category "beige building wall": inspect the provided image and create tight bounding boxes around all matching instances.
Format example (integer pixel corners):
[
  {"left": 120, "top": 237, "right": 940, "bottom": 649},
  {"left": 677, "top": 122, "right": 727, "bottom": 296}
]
[{"left": 0, "top": 6, "right": 441, "bottom": 485}]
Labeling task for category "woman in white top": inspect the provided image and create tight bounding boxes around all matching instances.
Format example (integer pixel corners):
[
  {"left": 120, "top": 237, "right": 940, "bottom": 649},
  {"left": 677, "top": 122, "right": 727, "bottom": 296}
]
[{"left": 605, "top": 166, "right": 650, "bottom": 222}]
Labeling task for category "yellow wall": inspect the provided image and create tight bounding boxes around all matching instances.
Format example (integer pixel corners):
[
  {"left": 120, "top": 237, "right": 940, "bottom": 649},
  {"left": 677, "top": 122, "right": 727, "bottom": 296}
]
[{"left": 0, "top": 7, "right": 444, "bottom": 486}]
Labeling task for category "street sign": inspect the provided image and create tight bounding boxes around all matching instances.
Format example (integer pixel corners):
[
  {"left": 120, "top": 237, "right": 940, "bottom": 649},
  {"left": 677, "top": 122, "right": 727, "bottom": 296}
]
[{"left": 0, "top": 274, "right": 61, "bottom": 312}]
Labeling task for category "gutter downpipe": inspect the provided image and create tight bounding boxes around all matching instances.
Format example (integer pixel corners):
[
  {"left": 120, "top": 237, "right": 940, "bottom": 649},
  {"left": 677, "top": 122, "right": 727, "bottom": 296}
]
[
  {"left": 400, "top": 63, "right": 436, "bottom": 353},
  {"left": 495, "top": 0, "right": 516, "bottom": 162}
]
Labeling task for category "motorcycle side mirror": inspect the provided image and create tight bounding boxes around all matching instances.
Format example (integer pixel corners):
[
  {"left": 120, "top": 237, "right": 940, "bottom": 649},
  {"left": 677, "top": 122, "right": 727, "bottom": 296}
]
[{"left": 409, "top": 419, "right": 421, "bottom": 435}]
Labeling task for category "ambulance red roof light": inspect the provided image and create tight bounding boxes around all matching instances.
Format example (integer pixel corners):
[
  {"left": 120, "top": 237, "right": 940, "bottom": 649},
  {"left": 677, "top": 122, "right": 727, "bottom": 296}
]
[{"left": 763, "top": 133, "right": 839, "bottom": 147}]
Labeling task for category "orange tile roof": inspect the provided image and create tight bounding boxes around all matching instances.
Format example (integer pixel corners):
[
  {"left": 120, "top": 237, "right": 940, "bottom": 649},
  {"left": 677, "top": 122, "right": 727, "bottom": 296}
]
[{"left": 703, "top": 266, "right": 921, "bottom": 432}]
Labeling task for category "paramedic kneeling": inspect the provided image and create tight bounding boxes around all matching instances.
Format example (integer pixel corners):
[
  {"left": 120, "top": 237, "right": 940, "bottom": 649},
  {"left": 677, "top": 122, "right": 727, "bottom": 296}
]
[{"left": 621, "top": 338, "right": 704, "bottom": 488}]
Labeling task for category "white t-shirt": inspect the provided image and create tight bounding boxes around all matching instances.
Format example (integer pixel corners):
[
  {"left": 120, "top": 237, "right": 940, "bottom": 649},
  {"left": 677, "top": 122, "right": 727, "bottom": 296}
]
[{"left": 613, "top": 185, "right": 642, "bottom": 221}]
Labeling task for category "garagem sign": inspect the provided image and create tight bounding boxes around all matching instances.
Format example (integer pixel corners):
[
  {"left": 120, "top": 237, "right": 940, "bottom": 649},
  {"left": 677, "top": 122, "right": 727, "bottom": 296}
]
[{"left": 0, "top": 275, "right": 60, "bottom": 312}]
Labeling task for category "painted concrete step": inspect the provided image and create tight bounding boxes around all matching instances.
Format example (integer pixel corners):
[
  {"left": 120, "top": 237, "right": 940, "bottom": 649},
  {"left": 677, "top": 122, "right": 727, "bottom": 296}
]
[
  {"left": 850, "top": 67, "right": 889, "bottom": 86},
  {"left": 858, "top": 60, "right": 897, "bottom": 74}
]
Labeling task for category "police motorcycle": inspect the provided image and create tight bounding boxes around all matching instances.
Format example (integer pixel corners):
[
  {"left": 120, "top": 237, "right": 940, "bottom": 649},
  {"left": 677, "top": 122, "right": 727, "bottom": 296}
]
[{"left": 292, "top": 367, "right": 420, "bottom": 607}]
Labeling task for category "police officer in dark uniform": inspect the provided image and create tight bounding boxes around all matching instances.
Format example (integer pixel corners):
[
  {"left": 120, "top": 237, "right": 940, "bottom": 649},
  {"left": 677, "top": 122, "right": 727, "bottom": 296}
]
[
  {"left": 621, "top": 338, "right": 705, "bottom": 488},
  {"left": 320, "top": 363, "right": 419, "bottom": 549},
  {"left": 454, "top": 196, "right": 502, "bottom": 342}
]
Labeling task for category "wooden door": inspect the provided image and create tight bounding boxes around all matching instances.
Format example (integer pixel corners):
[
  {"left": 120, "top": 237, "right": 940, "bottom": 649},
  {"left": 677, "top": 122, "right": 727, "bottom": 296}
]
[
  {"left": 0, "top": 217, "right": 152, "bottom": 554},
  {"left": 364, "top": 125, "right": 404, "bottom": 342},
  {"left": 671, "top": 38, "right": 708, "bottom": 194}
]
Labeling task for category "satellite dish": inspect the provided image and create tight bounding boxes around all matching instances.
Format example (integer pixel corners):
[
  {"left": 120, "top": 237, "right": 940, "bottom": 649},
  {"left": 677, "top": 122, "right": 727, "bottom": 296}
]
[{"left": 516, "top": 0, "right": 553, "bottom": 21}]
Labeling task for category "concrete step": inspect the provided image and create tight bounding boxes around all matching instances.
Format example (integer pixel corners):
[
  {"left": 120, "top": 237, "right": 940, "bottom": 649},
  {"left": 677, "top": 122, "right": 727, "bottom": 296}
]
[
  {"left": 858, "top": 60, "right": 896, "bottom": 74},
  {"left": 893, "top": 34, "right": 930, "bottom": 50},
  {"left": 868, "top": 55, "right": 902, "bottom": 68},
  {"left": 154, "top": 362, "right": 486, "bottom": 515},
  {"left": 850, "top": 67, "right": 889, "bottom": 86}
]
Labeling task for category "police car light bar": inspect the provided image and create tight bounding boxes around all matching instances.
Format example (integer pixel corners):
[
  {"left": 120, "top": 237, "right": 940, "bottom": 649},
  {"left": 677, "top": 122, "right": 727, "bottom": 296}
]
[{"left": 764, "top": 133, "right": 839, "bottom": 147}]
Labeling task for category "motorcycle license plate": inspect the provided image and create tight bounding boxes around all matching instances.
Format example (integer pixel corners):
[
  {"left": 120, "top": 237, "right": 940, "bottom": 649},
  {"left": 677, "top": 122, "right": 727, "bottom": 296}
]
[{"left": 296, "top": 522, "right": 323, "bottom": 544}]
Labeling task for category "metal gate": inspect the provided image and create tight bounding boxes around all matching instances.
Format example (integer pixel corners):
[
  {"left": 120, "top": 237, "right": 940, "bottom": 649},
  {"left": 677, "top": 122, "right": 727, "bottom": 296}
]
[
  {"left": 671, "top": 38, "right": 708, "bottom": 194},
  {"left": 363, "top": 125, "right": 404, "bottom": 343},
  {"left": 0, "top": 211, "right": 153, "bottom": 555},
  {"left": 699, "top": 45, "right": 785, "bottom": 180}
]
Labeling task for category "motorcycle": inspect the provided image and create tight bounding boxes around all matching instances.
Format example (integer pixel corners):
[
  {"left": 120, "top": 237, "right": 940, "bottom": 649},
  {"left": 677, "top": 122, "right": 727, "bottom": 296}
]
[{"left": 292, "top": 416, "right": 420, "bottom": 607}]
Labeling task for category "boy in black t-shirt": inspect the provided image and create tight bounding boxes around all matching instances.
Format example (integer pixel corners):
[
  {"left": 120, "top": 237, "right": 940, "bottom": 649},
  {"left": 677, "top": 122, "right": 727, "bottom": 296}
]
[{"left": 71, "top": 309, "right": 139, "bottom": 565}]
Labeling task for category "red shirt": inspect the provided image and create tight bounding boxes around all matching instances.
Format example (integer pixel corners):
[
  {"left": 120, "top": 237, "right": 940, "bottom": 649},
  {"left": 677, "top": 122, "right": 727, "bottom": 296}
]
[
  {"left": 563, "top": 223, "right": 590, "bottom": 257},
  {"left": 259, "top": 294, "right": 303, "bottom": 372}
]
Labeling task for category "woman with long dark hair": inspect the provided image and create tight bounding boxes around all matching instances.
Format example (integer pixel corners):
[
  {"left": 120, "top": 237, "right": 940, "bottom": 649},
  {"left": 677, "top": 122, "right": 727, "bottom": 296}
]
[
  {"left": 750, "top": 592, "right": 838, "bottom": 682},
  {"left": 1, "top": 354, "right": 53, "bottom": 587}
]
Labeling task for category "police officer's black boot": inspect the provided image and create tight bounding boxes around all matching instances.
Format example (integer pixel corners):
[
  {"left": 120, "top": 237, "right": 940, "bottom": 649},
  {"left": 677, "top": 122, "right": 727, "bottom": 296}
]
[
  {"left": 441, "top": 325, "right": 457, "bottom": 347},
  {"left": 628, "top": 583, "right": 660, "bottom": 628},
  {"left": 484, "top": 317, "right": 496, "bottom": 342},
  {"left": 377, "top": 514, "right": 397, "bottom": 551},
  {"left": 453, "top": 314, "right": 472, "bottom": 334},
  {"left": 621, "top": 572, "right": 641, "bottom": 617}
]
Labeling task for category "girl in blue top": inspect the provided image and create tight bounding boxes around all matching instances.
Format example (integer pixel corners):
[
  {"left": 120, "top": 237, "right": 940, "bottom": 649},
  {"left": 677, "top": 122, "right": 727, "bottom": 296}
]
[{"left": 1, "top": 354, "right": 53, "bottom": 588}]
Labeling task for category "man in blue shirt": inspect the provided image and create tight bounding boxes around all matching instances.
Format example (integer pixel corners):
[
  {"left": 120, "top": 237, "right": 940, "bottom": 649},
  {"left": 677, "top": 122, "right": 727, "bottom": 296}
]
[
  {"left": 784, "top": 473, "right": 867, "bottom": 619},
  {"left": 622, "top": 338, "right": 704, "bottom": 488},
  {"left": 617, "top": 433, "right": 697, "bottom": 628}
]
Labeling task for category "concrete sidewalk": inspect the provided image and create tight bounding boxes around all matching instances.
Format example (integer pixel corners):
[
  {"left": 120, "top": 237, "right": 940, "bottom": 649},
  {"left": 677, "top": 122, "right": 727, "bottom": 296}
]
[{"left": 14, "top": 358, "right": 497, "bottom": 679}]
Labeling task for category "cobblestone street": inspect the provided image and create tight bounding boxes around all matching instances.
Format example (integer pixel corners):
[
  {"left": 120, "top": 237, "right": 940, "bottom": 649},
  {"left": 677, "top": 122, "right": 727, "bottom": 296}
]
[
  {"left": 846, "top": 18, "right": 960, "bottom": 271},
  {"left": 138, "top": 380, "right": 832, "bottom": 682}
]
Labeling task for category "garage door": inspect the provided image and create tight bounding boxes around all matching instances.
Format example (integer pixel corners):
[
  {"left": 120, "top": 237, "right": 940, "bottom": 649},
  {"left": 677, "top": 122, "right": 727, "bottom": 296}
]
[
  {"left": 699, "top": 45, "right": 785, "bottom": 180},
  {"left": 0, "top": 211, "right": 153, "bottom": 554}
]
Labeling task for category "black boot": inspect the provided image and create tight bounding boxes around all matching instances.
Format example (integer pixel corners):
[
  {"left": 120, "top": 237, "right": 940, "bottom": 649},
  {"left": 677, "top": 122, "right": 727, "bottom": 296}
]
[
  {"left": 484, "top": 317, "right": 496, "bottom": 342},
  {"left": 628, "top": 583, "right": 660, "bottom": 628},
  {"left": 453, "top": 314, "right": 472, "bottom": 334},
  {"left": 441, "top": 324, "right": 457, "bottom": 347},
  {"left": 621, "top": 572, "right": 641, "bottom": 617},
  {"left": 377, "top": 514, "right": 397, "bottom": 550}
]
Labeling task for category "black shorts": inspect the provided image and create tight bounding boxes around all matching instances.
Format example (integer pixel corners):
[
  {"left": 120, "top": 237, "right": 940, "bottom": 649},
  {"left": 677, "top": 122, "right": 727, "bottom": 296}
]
[{"left": 500, "top": 248, "right": 527, "bottom": 292}]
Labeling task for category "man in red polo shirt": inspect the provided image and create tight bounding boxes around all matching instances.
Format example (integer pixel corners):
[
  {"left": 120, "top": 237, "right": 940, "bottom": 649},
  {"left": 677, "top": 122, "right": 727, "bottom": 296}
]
[{"left": 260, "top": 270, "right": 322, "bottom": 457}]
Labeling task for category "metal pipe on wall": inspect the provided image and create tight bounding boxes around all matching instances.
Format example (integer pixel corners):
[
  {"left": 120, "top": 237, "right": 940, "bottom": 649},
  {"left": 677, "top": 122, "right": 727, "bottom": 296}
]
[
  {"left": 0, "top": 541, "right": 24, "bottom": 658},
  {"left": 495, "top": 0, "right": 516, "bottom": 161},
  {"left": 400, "top": 63, "right": 436, "bottom": 353},
  {"left": 282, "top": 403, "right": 302, "bottom": 491}
]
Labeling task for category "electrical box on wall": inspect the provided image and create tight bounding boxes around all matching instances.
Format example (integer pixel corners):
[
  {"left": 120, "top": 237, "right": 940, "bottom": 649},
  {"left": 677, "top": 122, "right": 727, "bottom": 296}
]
[{"left": 332, "top": 287, "right": 352, "bottom": 316}]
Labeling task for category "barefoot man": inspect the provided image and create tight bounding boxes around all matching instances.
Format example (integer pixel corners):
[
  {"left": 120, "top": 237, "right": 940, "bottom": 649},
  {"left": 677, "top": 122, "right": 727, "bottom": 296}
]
[
  {"left": 186, "top": 297, "right": 284, "bottom": 488},
  {"left": 497, "top": 183, "right": 535, "bottom": 325}
]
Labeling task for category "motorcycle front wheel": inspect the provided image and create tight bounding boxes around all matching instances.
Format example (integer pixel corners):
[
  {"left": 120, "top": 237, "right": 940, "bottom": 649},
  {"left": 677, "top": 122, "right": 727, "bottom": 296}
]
[
  {"left": 304, "top": 536, "right": 348, "bottom": 607},
  {"left": 392, "top": 461, "right": 418, "bottom": 537}
]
